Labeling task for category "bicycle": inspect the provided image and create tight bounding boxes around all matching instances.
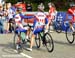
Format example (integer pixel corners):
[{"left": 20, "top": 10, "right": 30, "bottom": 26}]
[
  {"left": 35, "top": 29, "right": 54, "bottom": 52},
  {"left": 65, "top": 13, "right": 75, "bottom": 44}
]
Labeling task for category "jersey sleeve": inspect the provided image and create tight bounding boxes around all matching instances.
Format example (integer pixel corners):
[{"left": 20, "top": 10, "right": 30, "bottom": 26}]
[{"left": 20, "top": 13, "right": 34, "bottom": 19}]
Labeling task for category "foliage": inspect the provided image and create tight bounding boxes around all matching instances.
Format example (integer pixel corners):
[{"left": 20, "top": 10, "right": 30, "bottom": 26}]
[{"left": 5, "top": 0, "right": 74, "bottom": 11}]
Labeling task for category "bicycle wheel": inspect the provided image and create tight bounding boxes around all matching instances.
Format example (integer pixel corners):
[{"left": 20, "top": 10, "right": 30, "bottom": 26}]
[
  {"left": 66, "top": 27, "right": 75, "bottom": 44},
  {"left": 43, "top": 33, "right": 54, "bottom": 52},
  {"left": 35, "top": 33, "right": 41, "bottom": 48},
  {"left": 13, "top": 33, "right": 22, "bottom": 53}
]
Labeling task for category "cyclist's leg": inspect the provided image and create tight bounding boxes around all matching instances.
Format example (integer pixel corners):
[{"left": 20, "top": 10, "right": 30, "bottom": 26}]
[
  {"left": 26, "top": 28, "right": 44, "bottom": 51},
  {"left": 26, "top": 31, "right": 35, "bottom": 51},
  {"left": 26, "top": 28, "right": 31, "bottom": 39},
  {"left": 69, "top": 22, "right": 75, "bottom": 32}
]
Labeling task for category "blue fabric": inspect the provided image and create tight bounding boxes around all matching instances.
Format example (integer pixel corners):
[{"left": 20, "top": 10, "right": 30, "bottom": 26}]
[
  {"left": 56, "top": 12, "right": 66, "bottom": 22},
  {"left": 20, "top": 13, "right": 34, "bottom": 19},
  {"left": 15, "top": 28, "right": 27, "bottom": 34},
  {"left": 33, "top": 28, "right": 44, "bottom": 35},
  {"left": 66, "top": 13, "right": 73, "bottom": 20}
]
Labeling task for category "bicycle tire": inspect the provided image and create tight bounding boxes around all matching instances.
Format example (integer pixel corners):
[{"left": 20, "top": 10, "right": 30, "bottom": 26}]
[
  {"left": 43, "top": 33, "right": 54, "bottom": 52},
  {"left": 35, "top": 33, "right": 41, "bottom": 48},
  {"left": 66, "top": 27, "right": 75, "bottom": 44}
]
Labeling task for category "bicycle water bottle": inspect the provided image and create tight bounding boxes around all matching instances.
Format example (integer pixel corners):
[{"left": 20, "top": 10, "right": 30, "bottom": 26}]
[{"left": 40, "top": 32, "right": 44, "bottom": 37}]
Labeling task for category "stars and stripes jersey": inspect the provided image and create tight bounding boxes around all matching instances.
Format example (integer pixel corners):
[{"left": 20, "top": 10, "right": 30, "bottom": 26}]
[
  {"left": 33, "top": 12, "right": 48, "bottom": 30},
  {"left": 67, "top": 7, "right": 75, "bottom": 23},
  {"left": 14, "top": 13, "right": 34, "bottom": 28}
]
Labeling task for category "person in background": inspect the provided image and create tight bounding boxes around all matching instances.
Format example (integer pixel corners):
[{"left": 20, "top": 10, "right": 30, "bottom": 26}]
[
  {"left": 0, "top": 4, "right": 5, "bottom": 33},
  {"left": 26, "top": 3, "right": 32, "bottom": 11},
  {"left": 48, "top": 2, "right": 57, "bottom": 32},
  {"left": 6, "top": 3, "right": 15, "bottom": 33},
  {"left": 15, "top": 1, "right": 26, "bottom": 12}
]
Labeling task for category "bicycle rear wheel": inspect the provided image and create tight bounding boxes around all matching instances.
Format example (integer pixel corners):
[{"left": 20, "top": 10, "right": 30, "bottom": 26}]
[
  {"left": 66, "top": 27, "right": 75, "bottom": 44},
  {"left": 35, "top": 33, "right": 41, "bottom": 48},
  {"left": 44, "top": 33, "right": 54, "bottom": 52}
]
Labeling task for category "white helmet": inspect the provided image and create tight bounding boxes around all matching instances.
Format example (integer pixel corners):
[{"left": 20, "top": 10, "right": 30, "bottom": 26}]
[{"left": 38, "top": 5, "right": 44, "bottom": 11}]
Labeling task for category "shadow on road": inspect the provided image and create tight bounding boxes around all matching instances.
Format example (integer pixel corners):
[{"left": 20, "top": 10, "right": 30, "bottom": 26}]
[
  {"left": 0, "top": 42, "right": 17, "bottom": 54},
  {"left": 54, "top": 40, "right": 75, "bottom": 46}
]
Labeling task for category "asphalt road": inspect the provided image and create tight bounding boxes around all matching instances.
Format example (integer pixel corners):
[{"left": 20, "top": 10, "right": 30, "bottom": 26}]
[{"left": 0, "top": 32, "right": 75, "bottom": 58}]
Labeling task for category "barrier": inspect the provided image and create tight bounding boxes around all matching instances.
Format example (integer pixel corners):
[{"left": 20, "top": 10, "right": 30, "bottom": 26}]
[{"left": 24, "top": 12, "right": 73, "bottom": 31}]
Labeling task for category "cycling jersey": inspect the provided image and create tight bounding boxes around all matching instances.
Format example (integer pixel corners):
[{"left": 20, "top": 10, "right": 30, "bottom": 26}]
[
  {"left": 67, "top": 7, "right": 75, "bottom": 23},
  {"left": 14, "top": 13, "right": 34, "bottom": 29},
  {"left": 33, "top": 12, "right": 48, "bottom": 34}
]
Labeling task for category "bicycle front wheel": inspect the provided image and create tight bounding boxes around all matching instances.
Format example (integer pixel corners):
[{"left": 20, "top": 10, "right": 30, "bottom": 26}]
[
  {"left": 44, "top": 33, "right": 54, "bottom": 52},
  {"left": 66, "top": 27, "right": 75, "bottom": 44}
]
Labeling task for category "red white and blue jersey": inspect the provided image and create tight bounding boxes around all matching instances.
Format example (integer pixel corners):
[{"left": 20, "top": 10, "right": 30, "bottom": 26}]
[
  {"left": 67, "top": 7, "right": 75, "bottom": 23},
  {"left": 34, "top": 12, "right": 48, "bottom": 30},
  {"left": 14, "top": 13, "right": 34, "bottom": 28}
]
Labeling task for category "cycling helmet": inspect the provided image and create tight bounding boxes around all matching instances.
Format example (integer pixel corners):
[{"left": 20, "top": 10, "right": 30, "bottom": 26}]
[{"left": 38, "top": 5, "right": 44, "bottom": 11}]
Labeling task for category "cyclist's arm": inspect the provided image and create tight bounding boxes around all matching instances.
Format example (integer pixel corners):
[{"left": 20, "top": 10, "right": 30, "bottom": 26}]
[
  {"left": 45, "top": 18, "right": 49, "bottom": 33},
  {"left": 20, "top": 13, "right": 34, "bottom": 19},
  {"left": 68, "top": 9, "right": 74, "bottom": 15}
]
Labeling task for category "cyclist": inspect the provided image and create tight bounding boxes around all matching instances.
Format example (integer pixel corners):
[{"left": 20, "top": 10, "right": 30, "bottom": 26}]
[
  {"left": 67, "top": 3, "right": 75, "bottom": 32},
  {"left": 26, "top": 4, "right": 49, "bottom": 51},
  {"left": 14, "top": 7, "right": 34, "bottom": 49}
]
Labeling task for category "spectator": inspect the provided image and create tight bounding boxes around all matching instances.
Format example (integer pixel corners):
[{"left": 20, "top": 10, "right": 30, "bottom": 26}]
[
  {"left": 48, "top": 2, "right": 57, "bottom": 32},
  {"left": 0, "top": 4, "right": 4, "bottom": 33},
  {"left": 26, "top": 3, "right": 32, "bottom": 11},
  {"left": 6, "top": 3, "right": 15, "bottom": 33},
  {"left": 15, "top": 1, "right": 26, "bottom": 12}
]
